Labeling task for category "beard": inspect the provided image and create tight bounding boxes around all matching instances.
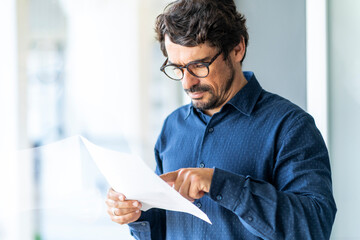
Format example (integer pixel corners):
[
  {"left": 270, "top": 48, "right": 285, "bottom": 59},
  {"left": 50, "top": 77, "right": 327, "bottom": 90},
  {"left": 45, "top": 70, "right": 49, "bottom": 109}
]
[{"left": 185, "top": 60, "right": 235, "bottom": 111}]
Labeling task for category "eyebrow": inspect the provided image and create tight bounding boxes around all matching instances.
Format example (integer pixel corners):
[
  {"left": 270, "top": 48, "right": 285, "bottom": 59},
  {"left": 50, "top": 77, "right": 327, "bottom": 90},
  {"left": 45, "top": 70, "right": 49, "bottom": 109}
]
[{"left": 168, "top": 56, "right": 212, "bottom": 66}]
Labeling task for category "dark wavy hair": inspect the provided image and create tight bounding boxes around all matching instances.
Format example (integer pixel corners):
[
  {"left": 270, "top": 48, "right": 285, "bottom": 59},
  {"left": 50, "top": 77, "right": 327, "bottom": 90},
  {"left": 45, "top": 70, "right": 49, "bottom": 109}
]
[{"left": 155, "top": 0, "right": 249, "bottom": 62}]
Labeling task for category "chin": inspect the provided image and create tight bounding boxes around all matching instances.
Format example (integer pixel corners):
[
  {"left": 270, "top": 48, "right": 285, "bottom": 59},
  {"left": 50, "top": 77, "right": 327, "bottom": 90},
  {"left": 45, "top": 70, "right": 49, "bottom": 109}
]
[
  {"left": 192, "top": 97, "right": 222, "bottom": 111},
  {"left": 192, "top": 101, "right": 211, "bottom": 111}
]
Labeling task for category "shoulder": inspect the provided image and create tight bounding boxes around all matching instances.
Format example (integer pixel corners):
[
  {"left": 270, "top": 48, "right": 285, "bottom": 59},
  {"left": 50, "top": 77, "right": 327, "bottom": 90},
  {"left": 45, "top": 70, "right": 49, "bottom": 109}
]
[
  {"left": 255, "top": 90, "right": 318, "bottom": 138},
  {"left": 257, "top": 90, "right": 310, "bottom": 121}
]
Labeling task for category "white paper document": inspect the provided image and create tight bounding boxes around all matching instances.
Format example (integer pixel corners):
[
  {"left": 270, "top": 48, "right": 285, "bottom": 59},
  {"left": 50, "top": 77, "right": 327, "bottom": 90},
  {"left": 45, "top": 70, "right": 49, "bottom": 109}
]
[{"left": 80, "top": 136, "right": 211, "bottom": 224}]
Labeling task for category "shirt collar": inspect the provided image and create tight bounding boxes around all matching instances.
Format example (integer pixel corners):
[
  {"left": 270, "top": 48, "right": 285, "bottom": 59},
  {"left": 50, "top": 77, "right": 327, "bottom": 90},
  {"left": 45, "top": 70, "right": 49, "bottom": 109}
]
[
  {"left": 185, "top": 71, "right": 262, "bottom": 119},
  {"left": 227, "top": 71, "right": 262, "bottom": 116}
]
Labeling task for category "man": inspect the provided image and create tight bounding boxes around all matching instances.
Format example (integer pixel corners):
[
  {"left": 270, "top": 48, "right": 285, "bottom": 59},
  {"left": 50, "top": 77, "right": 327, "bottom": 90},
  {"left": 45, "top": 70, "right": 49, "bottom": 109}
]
[{"left": 106, "top": 0, "right": 337, "bottom": 239}]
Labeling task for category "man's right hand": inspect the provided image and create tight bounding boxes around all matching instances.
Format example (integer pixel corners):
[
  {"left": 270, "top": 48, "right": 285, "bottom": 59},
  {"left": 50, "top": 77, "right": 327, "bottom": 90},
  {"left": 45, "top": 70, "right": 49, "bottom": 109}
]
[{"left": 105, "top": 188, "right": 142, "bottom": 225}]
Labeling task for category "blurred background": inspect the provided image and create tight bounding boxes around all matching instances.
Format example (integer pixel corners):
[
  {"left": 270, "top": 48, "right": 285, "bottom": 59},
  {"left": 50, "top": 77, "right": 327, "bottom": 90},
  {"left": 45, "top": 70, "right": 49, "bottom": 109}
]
[{"left": 0, "top": 0, "right": 359, "bottom": 239}]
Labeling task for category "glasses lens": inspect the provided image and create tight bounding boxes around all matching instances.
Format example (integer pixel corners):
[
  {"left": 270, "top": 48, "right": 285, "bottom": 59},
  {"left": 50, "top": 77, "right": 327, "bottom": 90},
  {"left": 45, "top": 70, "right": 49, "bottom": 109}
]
[
  {"left": 188, "top": 63, "right": 209, "bottom": 78},
  {"left": 164, "top": 65, "right": 183, "bottom": 80}
]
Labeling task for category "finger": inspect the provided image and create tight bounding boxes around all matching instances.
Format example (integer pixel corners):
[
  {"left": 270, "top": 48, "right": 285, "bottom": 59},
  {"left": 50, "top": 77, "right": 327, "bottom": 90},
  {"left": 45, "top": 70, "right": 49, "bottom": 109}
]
[
  {"left": 179, "top": 178, "right": 194, "bottom": 202},
  {"left": 111, "top": 209, "right": 142, "bottom": 225},
  {"left": 173, "top": 169, "right": 188, "bottom": 192},
  {"left": 118, "top": 193, "right": 126, "bottom": 201},
  {"left": 107, "top": 188, "right": 125, "bottom": 201},
  {"left": 188, "top": 170, "right": 210, "bottom": 199},
  {"left": 116, "top": 205, "right": 141, "bottom": 216},
  {"left": 105, "top": 199, "right": 142, "bottom": 210},
  {"left": 107, "top": 206, "right": 140, "bottom": 217},
  {"left": 190, "top": 188, "right": 205, "bottom": 199},
  {"left": 173, "top": 174, "right": 184, "bottom": 192},
  {"left": 197, "top": 191, "right": 205, "bottom": 199},
  {"left": 160, "top": 170, "right": 179, "bottom": 184}
]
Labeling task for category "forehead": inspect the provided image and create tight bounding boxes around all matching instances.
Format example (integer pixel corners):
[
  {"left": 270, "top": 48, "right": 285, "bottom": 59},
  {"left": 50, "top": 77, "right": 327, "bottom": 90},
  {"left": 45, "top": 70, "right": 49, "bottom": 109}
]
[{"left": 164, "top": 35, "right": 216, "bottom": 65}]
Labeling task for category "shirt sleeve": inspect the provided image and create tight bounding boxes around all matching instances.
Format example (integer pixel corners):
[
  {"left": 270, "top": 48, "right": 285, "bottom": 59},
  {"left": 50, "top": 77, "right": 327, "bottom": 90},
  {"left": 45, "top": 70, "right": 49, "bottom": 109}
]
[
  {"left": 208, "top": 114, "right": 337, "bottom": 240},
  {"left": 128, "top": 208, "right": 166, "bottom": 240},
  {"left": 128, "top": 147, "right": 166, "bottom": 240}
]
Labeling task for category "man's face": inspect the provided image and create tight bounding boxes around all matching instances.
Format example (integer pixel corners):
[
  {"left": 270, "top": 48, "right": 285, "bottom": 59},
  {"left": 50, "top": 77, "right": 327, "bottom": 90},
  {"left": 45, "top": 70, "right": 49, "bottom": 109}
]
[{"left": 164, "top": 36, "right": 237, "bottom": 112}]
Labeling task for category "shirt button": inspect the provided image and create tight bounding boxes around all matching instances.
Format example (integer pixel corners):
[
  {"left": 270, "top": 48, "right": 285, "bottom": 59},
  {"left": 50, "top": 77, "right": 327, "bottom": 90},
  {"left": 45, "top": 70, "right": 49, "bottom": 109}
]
[
  {"left": 141, "top": 222, "right": 147, "bottom": 226},
  {"left": 199, "top": 162, "right": 205, "bottom": 168},
  {"left": 216, "top": 194, "right": 223, "bottom": 201},
  {"left": 208, "top": 127, "right": 214, "bottom": 133},
  {"left": 196, "top": 202, "right": 202, "bottom": 208},
  {"left": 247, "top": 216, "right": 253, "bottom": 222}
]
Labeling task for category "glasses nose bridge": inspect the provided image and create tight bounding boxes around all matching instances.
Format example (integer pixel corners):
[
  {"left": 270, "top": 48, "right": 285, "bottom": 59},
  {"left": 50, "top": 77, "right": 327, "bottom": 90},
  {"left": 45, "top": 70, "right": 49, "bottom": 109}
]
[
  {"left": 181, "top": 67, "right": 200, "bottom": 89},
  {"left": 179, "top": 64, "right": 189, "bottom": 74},
  {"left": 179, "top": 64, "right": 196, "bottom": 79}
]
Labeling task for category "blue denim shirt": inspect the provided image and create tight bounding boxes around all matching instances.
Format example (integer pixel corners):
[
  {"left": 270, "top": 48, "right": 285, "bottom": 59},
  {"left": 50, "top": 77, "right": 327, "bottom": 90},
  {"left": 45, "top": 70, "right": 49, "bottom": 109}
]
[{"left": 128, "top": 72, "right": 336, "bottom": 239}]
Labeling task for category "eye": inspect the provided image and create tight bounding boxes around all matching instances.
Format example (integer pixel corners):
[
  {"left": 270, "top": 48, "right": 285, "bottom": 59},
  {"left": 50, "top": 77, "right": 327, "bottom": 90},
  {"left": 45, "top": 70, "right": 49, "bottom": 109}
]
[{"left": 191, "top": 63, "right": 206, "bottom": 69}]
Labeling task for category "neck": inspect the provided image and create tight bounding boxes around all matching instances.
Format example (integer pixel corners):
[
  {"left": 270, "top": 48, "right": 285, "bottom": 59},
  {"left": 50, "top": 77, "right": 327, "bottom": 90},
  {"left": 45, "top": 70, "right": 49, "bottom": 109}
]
[{"left": 203, "top": 71, "right": 248, "bottom": 116}]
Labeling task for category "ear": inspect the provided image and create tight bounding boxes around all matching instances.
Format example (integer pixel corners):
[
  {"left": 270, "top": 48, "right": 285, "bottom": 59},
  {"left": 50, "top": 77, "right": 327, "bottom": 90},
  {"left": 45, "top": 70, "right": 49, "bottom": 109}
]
[{"left": 232, "top": 37, "right": 246, "bottom": 63}]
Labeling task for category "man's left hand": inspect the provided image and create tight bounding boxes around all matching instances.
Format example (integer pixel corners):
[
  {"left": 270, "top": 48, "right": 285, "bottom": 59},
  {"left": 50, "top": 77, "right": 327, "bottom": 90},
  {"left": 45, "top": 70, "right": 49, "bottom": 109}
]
[{"left": 160, "top": 168, "right": 214, "bottom": 202}]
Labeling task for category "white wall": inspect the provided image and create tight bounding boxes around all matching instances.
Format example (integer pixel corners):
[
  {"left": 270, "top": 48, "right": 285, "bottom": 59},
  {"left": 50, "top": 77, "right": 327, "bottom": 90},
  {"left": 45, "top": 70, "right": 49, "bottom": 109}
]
[
  {"left": 329, "top": 0, "right": 360, "bottom": 239},
  {"left": 60, "top": 0, "right": 143, "bottom": 157},
  {"left": 0, "top": 0, "right": 19, "bottom": 239},
  {"left": 237, "top": 0, "right": 307, "bottom": 110}
]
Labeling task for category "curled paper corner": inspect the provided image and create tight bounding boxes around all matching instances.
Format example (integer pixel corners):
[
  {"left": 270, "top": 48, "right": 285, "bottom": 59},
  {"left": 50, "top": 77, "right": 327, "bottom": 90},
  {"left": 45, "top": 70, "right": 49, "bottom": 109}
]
[
  {"left": 18, "top": 135, "right": 212, "bottom": 224},
  {"left": 79, "top": 135, "right": 212, "bottom": 224}
]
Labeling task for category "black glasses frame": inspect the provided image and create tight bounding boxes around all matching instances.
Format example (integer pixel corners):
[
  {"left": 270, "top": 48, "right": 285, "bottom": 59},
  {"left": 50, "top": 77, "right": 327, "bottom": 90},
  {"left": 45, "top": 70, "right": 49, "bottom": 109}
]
[{"left": 160, "top": 51, "right": 222, "bottom": 81}]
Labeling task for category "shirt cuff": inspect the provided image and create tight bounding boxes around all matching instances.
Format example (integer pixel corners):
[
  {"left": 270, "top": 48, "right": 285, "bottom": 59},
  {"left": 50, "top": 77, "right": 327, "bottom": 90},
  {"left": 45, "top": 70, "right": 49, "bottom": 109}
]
[
  {"left": 209, "top": 167, "right": 246, "bottom": 211},
  {"left": 128, "top": 221, "right": 151, "bottom": 240}
]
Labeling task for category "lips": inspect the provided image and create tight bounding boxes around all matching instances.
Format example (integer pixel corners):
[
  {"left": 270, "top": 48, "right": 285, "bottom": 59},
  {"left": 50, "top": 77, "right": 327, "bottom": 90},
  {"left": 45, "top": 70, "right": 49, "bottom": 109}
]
[{"left": 188, "top": 91, "right": 205, "bottom": 99}]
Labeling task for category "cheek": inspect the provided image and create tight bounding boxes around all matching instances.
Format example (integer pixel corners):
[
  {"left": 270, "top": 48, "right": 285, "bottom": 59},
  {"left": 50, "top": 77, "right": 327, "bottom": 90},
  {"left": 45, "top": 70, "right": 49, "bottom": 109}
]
[
  {"left": 205, "top": 71, "right": 223, "bottom": 93},
  {"left": 201, "top": 78, "right": 217, "bottom": 93}
]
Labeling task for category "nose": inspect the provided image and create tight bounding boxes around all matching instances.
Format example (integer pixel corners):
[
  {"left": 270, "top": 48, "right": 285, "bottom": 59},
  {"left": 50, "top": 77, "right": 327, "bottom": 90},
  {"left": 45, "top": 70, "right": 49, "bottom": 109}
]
[{"left": 182, "top": 70, "right": 200, "bottom": 90}]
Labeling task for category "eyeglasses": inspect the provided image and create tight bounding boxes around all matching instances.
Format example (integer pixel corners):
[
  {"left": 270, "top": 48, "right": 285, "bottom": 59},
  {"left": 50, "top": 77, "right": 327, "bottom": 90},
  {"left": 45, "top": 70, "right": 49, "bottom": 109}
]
[{"left": 160, "top": 51, "right": 222, "bottom": 81}]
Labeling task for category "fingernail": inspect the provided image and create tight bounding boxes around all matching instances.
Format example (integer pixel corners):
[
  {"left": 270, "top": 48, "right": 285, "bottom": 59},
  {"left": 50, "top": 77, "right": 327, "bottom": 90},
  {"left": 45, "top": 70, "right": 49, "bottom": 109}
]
[
  {"left": 133, "top": 201, "right": 138, "bottom": 207},
  {"left": 136, "top": 210, "right": 140, "bottom": 213},
  {"left": 119, "top": 195, "right": 125, "bottom": 201}
]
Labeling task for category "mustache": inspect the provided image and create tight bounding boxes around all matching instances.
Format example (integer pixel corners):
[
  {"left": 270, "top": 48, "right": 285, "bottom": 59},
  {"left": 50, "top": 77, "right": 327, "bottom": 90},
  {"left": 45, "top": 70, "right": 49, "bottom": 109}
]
[{"left": 184, "top": 84, "right": 212, "bottom": 94}]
